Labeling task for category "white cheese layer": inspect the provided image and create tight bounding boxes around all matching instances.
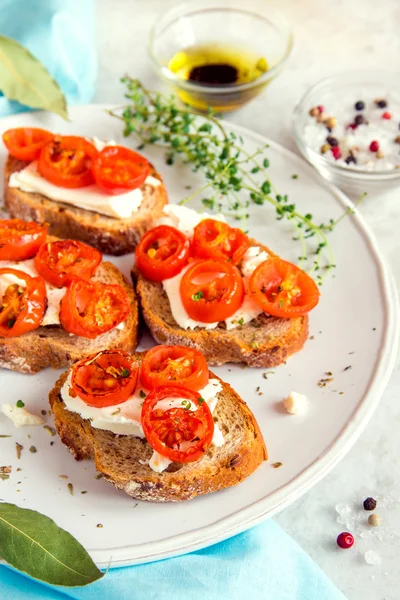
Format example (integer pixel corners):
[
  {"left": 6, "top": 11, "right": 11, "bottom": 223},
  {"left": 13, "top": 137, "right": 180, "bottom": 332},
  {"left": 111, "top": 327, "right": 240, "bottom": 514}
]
[
  {"left": 8, "top": 138, "right": 161, "bottom": 219},
  {"left": 61, "top": 374, "right": 224, "bottom": 473},
  {"left": 157, "top": 206, "right": 269, "bottom": 331},
  {"left": 0, "top": 259, "right": 65, "bottom": 326}
]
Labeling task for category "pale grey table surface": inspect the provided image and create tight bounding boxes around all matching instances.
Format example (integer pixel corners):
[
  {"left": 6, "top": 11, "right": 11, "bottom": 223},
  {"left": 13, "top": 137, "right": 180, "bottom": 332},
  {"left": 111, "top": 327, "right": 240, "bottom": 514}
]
[{"left": 96, "top": 1, "right": 400, "bottom": 598}]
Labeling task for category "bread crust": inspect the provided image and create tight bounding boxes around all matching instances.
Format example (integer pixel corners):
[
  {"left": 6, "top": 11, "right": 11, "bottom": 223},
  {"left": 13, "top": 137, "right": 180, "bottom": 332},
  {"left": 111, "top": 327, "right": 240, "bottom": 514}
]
[
  {"left": 49, "top": 361, "right": 267, "bottom": 502},
  {"left": 4, "top": 155, "right": 168, "bottom": 255},
  {"left": 0, "top": 262, "right": 139, "bottom": 374}
]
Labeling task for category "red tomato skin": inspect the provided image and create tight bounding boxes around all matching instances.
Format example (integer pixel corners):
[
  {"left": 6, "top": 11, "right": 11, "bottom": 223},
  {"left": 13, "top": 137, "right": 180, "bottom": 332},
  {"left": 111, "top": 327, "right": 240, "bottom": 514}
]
[
  {"left": 135, "top": 225, "right": 190, "bottom": 281},
  {"left": 34, "top": 240, "right": 102, "bottom": 288},
  {"left": 180, "top": 259, "right": 245, "bottom": 323},
  {"left": 0, "top": 268, "right": 46, "bottom": 338},
  {"left": 192, "top": 219, "right": 250, "bottom": 265},
  {"left": 38, "top": 136, "right": 98, "bottom": 189},
  {"left": 59, "top": 278, "right": 130, "bottom": 339},
  {"left": 92, "top": 146, "right": 150, "bottom": 195},
  {"left": 0, "top": 220, "right": 47, "bottom": 261},
  {"left": 71, "top": 350, "right": 139, "bottom": 408},
  {"left": 139, "top": 345, "right": 209, "bottom": 391},
  {"left": 3, "top": 128, "right": 53, "bottom": 162},
  {"left": 249, "top": 258, "right": 320, "bottom": 318},
  {"left": 141, "top": 385, "right": 214, "bottom": 463}
]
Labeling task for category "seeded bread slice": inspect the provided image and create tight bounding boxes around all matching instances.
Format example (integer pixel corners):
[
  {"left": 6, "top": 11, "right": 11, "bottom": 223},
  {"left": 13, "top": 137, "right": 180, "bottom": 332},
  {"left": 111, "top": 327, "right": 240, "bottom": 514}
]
[
  {"left": 49, "top": 358, "right": 268, "bottom": 502},
  {"left": 4, "top": 155, "right": 168, "bottom": 255},
  {"left": 134, "top": 238, "right": 309, "bottom": 368},
  {"left": 0, "top": 262, "right": 139, "bottom": 374}
]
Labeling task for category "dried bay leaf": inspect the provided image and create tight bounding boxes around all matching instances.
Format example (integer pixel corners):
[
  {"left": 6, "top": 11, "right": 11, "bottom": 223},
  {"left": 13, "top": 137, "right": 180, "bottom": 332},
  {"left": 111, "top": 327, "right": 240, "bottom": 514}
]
[
  {"left": 0, "top": 36, "right": 68, "bottom": 119},
  {"left": 0, "top": 503, "right": 103, "bottom": 586}
]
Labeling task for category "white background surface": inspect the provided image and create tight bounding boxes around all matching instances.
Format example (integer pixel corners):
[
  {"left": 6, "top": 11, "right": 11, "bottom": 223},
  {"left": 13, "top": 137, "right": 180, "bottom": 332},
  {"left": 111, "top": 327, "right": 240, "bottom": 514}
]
[{"left": 95, "top": 1, "right": 400, "bottom": 598}]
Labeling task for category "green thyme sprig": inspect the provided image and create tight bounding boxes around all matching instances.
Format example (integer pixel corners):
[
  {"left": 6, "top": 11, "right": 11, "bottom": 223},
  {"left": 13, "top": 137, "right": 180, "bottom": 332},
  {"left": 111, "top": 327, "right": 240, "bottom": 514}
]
[{"left": 108, "top": 78, "right": 364, "bottom": 284}]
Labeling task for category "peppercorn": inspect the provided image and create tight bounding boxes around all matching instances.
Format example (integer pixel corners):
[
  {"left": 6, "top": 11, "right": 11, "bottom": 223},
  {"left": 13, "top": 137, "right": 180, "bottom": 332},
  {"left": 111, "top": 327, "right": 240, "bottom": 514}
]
[
  {"left": 363, "top": 497, "right": 377, "bottom": 511},
  {"left": 382, "top": 111, "right": 392, "bottom": 120},
  {"left": 375, "top": 99, "right": 388, "bottom": 108},
  {"left": 369, "top": 140, "right": 379, "bottom": 152},
  {"left": 354, "top": 114, "right": 366, "bottom": 126},
  {"left": 395, "top": 136, "right": 400, "bottom": 144},
  {"left": 368, "top": 514, "right": 381, "bottom": 527},
  {"left": 320, "top": 143, "right": 331, "bottom": 154},
  {"left": 376, "top": 149, "right": 385, "bottom": 159},
  {"left": 331, "top": 146, "right": 341, "bottom": 160},
  {"left": 309, "top": 107, "right": 320, "bottom": 117},
  {"left": 326, "top": 136, "right": 338, "bottom": 147},
  {"left": 324, "top": 116, "right": 337, "bottom": 129},
  {"left": 345, "top": 155, "right": 357, "bottom": 165},
  {"left": 337, "top": 532, "right": 354, "bottom": 549},
  {"left": 355, "top": 101, "right": 365, "bottom": 111}
]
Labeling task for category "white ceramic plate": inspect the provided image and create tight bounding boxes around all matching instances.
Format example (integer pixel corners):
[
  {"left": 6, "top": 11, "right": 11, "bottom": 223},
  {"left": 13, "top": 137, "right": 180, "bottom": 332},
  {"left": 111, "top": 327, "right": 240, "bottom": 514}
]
[{"left": 0, "top": 106, "right": 397, "bottom": 568}]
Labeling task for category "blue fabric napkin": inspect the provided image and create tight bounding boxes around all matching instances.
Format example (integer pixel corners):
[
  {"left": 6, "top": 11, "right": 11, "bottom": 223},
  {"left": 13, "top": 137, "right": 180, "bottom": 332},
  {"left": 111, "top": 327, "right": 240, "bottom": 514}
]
[
  {"left": 0, "top": 0, "right": 96, "bottom": 116},
  {"left": 0, "top": 520, "right": 346, "bottom": 600},
  {"left": 0, "top": 3, "right": 346, "bottom": 599}
]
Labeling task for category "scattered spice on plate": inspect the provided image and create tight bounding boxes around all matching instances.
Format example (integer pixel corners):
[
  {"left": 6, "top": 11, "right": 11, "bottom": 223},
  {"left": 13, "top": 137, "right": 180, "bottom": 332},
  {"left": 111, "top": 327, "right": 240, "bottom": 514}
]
[
  {"left": 43, "top": 425, "right": 56, "bottom": 436},
  {"left": 29, "top": 446, "right": 37, "bottom": 453},
  {"left": 50, "top": 441, "right": 54, "bottom": 446},
  {"left": 16, "top": 443, "right": 23, "bottom": 459},
  {"left": 96, "top": 523, "right": 103, "bottom": 528},
  {"left": 16, "top": 400, "right": 25, "bottom": 408},
  {"left": 343, "top": 365, "right": 352, "bottom": 372},
  {"left": 94, "top": 473, "right": 103, "bottom": 480},
  {"left": 41, "top": 410, "right": 47, "bottom": 416},
  {"left": 363, "top": 497, "right": 377, "bottom": 511},
  {"left": 59, "top": 475, "right": 68, "bottom": 479},
  {"left": 337, "top": 532, "right": 354, "bottom": 549},
  {"left": 0, "top": 435, "right": 12, "bottom": 438},
  {"left": 0, "top": 466, "right": 11, "bottom": 474},
  {"left": 67, "top": 483, "right": 74, "bottom": 495},
  {"left": 272, "top": 462, "right": 283, "bottom": 469},
  {"left": 368, "top": 514, "right": 381, "bottom": 527},
  {"left": 81, "top": 491, "right": 87, "bottom": 494},
  {"left": 0, "top": 473, "right": 10, "bottom": 481}
]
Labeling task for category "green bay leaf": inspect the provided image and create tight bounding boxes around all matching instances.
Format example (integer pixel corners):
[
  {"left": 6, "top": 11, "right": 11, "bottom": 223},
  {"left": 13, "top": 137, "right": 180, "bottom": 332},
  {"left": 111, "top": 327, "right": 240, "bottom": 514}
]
[
  {"left": 0, "top": 502, "right": 103, "bottom": 587},
  {"left": 0, "top": 36, "right": 68, "bottom": 120}
]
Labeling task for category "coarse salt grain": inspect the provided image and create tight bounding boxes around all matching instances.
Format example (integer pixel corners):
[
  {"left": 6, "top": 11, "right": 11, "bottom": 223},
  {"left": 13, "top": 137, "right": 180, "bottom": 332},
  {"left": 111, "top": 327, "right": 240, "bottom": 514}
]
[{"left": 364, "top": 550, "right": 382, "bottom": 565}]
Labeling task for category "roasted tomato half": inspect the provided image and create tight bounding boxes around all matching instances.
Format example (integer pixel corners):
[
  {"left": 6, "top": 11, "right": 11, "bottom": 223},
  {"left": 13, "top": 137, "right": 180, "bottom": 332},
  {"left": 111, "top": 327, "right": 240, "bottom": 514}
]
[
  {"left": 141, "top": 385, "right": 214, "bottom": 463},
  {"left": 3, "top": 127, "right": 53, "bottom": 162},
  {"left": 59, "top": 278, "right": 130, "bottom": 338},
  {"left": 0, "top": 268, "right": 46, "bottom": 337},
  {"left": 135, "top": 225, "right": 190, "bottom": 281},
  {"left": 92, "top": 145, "right": 150, "bottom": 195},
  {"left": 249, "top": 257, "right": 320, "bottom": 318},
  {"left": 71, "top": 350, "right": 139, "bottom": 407},
  {"left": 38, "top": 135, "right": 98, "bottom": 188},
  {"left": 0, "top": 220, "right": 47, "bottom": 261},
  {"left": 140, "top": 345, "right": 209, "bottom": 391},
  {"left": 192, "top": 219, "right": 250, "bottom": 265},
  {"left": 34, "top": 240, "right": 102, "bottom": 288},
  {"left": 180, "top": 259, "right": 244, "bottom": 323}
]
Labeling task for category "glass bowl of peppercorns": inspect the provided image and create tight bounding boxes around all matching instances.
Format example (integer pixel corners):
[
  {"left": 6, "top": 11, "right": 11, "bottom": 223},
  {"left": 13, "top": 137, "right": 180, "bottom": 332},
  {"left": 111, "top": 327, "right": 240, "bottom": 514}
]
[{"left": 293, "top": 72, "right": 400, "bottom": 198}]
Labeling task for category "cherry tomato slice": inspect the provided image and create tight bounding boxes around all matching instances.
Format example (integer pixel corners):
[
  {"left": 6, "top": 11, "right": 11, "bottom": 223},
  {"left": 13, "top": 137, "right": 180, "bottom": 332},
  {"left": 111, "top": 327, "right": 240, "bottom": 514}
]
[
  {"left": 38, "top": 136, "right": 98, "bottom": 188},
  {"left": 180, "top": 259, "right": 244, "bottom": 323},
  {"left": 141, "top": 385, "right": 214, "bottom": 463},
  {"left": 0, "top": 268, "right": 46, "bottom": 337},
  {"left": 92, "top": 145, "right": 150, "bottom": 195},
  {"left": 249, "top": 258, "right": 320, "bottom": 318},
  {"left": 0, "top": 219, "right": 47, "bottom": 261},
  {"left": 71, "top": 350, "right": 139, "bottom": 408},
  {"left": 140, "top": 345, "right": 209, "bottom": 391},
  {"left": 135, "top": 225, "right": 190, "bottom": 281},
  {"left": 34, "top": 240, "right": 102, "bottom": 288},
  {"left": 192, "top": 219, "right": 250, "bottom": 265},
  {"left": 60, "top": 278, "right": 130, "bottom": 339},
  {"left": 3, "top": 128, "right": 53, "bottom": 162}
]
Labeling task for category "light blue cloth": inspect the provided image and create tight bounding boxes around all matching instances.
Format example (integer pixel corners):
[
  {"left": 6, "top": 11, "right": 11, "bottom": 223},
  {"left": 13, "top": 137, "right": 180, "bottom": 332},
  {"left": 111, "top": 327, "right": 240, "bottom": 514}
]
[
  {"left": 0, "top": 3, "right": 346, "bottom": 599},
  {"left": 0, "top": 0, "right": 96, "bottom": 115},
  {"left": 0, "top": 520, "right": 346, "bottom": 600}
]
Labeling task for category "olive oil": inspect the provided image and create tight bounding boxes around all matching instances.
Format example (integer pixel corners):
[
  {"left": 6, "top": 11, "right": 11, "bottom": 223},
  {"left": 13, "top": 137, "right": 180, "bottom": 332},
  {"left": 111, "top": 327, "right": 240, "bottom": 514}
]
[{"left": 168, "top": 43, "right": 270, "bottom": 112}]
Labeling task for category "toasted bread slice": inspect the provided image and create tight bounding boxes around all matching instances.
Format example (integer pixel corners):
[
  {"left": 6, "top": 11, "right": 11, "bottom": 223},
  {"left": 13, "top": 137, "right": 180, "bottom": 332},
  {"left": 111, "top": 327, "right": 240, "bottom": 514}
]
[
  {"left": 4, "top": 156, "right": 168, "bottom": 255},
  {"left": 134, "top": 237, "right": 309, "bottom": 368},
  {"left": 49, "top": 359, "right": 267, "bottom": 502},
  {"left": 0, "top": 262, "right": 139, "bottom": 374}
]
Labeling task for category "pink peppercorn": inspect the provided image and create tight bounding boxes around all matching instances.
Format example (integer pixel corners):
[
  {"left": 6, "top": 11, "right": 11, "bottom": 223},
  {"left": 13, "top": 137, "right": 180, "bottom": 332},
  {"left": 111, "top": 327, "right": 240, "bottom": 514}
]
[
  {"left": 382, "top": 111, "right": 392, "bottom": 120},
  {"left": 346, "top": 123, "right": 357, "bottom": 130},
  {"left": 369, "top": 140, "right": 379, "bottom": 152},
  {"left": 337, "top": 532, "right": 354, "bottom": 549},
  {"left": 317, "top": 105, "right": 324, "bottom": 114},
  {"left": 331, "top": 146, "right": 341, "bottom": 160}
]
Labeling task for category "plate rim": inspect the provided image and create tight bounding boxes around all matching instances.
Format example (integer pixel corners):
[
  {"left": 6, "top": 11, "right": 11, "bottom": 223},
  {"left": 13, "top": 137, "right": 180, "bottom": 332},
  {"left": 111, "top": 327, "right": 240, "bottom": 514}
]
[{"left": 0, "top": 107, "right": 398, "bottom": 567}]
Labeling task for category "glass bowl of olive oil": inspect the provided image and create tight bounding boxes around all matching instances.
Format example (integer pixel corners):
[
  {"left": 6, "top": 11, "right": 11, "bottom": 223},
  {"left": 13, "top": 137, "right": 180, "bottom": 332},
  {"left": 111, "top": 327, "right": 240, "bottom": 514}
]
[{"left": 148, "top": 0, "right": 293, "bottom": 113}]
